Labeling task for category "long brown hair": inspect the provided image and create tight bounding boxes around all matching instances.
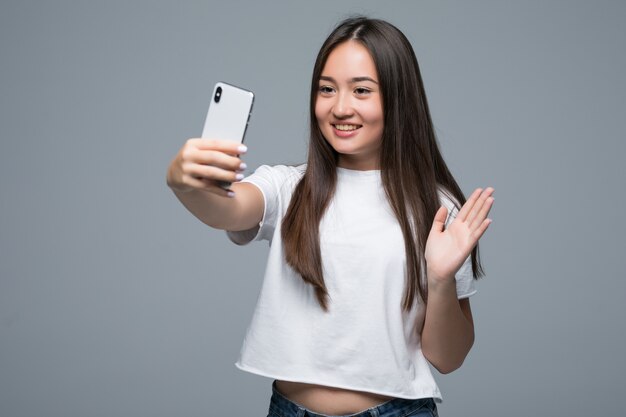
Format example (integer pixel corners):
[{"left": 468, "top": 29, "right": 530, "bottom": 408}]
[{"left": 282, "top": 16, "right": 484, "bottom": 312}]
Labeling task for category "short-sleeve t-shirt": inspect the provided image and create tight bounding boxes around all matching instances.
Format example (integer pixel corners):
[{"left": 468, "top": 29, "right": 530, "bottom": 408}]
[{"left": 228, "top": 164, "right": 476, "bottom": 401}]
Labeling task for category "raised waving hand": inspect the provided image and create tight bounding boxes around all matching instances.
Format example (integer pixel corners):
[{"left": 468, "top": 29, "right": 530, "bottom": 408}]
[{"left": 425, "top": 187, "right": 494, "bottom": 283}]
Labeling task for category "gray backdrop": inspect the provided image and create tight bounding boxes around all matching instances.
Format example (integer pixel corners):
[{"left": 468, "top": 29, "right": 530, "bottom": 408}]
[{"left": 1, "top": 1, "right": 625, "bottom": 416}]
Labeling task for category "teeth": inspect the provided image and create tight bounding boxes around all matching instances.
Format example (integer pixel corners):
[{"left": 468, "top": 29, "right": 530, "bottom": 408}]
[{"left": 334, "top": 124, "right": 360, "bottom": 131}]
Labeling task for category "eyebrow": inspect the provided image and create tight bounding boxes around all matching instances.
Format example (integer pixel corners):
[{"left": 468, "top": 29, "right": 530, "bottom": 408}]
[{"left": 319, "top": 75, "right": 378, "bottom": 84}]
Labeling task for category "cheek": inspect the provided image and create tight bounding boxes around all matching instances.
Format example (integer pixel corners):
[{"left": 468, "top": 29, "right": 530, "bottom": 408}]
[
  {"left": 361, "top": 102, "right": 384, "bottom": 125},
  {"left": 314, "top": 100, "right": 328, "bottom": 123}
]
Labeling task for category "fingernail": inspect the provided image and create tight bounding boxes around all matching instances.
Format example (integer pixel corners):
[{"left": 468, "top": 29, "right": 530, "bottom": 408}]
[
  {"left": 239, "top": 162, "right": 247, "bottom": 171},
  {"left": 227, "top": 191, "right": 235, "bottom": 198},
  {"left": 235, "top": 173, "right": 244, "bottom": 181},
  {"left": 238, "top": 144, "right": 248, "bottom": 153}
]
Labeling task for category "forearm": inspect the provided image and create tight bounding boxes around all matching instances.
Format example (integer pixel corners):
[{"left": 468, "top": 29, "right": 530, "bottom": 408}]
[
  {"left": 421, "top": 272, "right": 474, "bottom": 374},
  {"left": 166, "top": 138, "right": 262, "bottom": 231},
  {"left": 171, "top": 187, "right": 237, "bottom": 230}
]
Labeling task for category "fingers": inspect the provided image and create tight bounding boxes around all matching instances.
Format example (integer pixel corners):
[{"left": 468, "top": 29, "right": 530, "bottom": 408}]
[
  {"left": 183, "top": 145, "right": 246, "bottom": 173},
  {"left": 469, "top": 195, "right": 494, "bottom": 232},
  {"left": 184, "top": 139, "right": 248, "bottom": 172},
  {"left": 456, "top": 188, "right": 483, "bottom": 222},
  {"left": 169, "top": 138, "right": 249, "bottom": 195},
  {"left": 471, "top": 218, "right": 493, "bottom": 241},
  {"left": 465, "top": 187, "right": 494, "bottom": 227},
  {"left": 189, "top": 138, "right": 248, "bottom": 155},
  {"left": 452, "top": 187, "right": 494, "bottom": 242},
  {"left": 187, "top": 163, "right": 244, "bottom": 184}
]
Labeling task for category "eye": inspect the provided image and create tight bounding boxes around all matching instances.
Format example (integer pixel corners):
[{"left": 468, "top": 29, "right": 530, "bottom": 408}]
[
  {"left": 354, "top": 87, "right": 371, "bottom": 96},
  {"left": 319, "top": 85, "right": 335, "bottom": 95}
]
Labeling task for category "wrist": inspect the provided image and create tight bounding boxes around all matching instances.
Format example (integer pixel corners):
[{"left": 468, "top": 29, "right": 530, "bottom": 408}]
[{"left": 426, "top": 268, "right": 456, "bottom": 294}]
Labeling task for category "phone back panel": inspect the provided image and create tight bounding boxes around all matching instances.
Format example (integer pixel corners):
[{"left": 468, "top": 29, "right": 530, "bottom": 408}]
[{"left": 201, "top": 82, "right": 254, "bottom": 143}]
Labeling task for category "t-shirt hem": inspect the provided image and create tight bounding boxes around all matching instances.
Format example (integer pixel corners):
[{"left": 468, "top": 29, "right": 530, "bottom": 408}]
[
  {"left": 457, "top": 289, "right": 478, "bottom": 300},
  {"left": 234, "top": 361, "right": 443, "bottom": 402}
]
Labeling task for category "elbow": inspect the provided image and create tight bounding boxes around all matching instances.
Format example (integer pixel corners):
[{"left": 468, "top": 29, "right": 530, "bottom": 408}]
[
  {"left": 422, "top": 335, "right": 474, "bottom": 375},
  {"left": 423, "top": 349, "right": 464, "bottom": 374},
  {"left": 431, "top": 359, "right": 464, "bottom": 375}
]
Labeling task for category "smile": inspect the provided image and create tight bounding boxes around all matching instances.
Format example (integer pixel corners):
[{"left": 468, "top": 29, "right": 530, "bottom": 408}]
[{"left": 332, "top": 124, "right": 362, "bottom": 131}]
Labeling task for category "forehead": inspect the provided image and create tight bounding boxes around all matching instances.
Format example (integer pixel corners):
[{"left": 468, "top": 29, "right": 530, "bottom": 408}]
[{"left": 321, "top": 41, "right": 378, "bottom": 80}]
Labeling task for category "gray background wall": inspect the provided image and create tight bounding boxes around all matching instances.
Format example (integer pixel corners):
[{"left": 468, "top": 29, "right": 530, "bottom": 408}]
[{"left": 1, "top": 1, "right": 624, "bottom": 416}]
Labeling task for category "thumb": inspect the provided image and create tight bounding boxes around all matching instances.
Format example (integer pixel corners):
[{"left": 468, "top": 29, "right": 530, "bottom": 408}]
[{"left": 430, "top": 206, "right": 448, "bottom": 234}]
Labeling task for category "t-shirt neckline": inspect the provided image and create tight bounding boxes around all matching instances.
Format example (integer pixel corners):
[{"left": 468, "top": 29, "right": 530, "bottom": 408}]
[{"left": 336, "top": 166, "right": 381, "bottom": 179}]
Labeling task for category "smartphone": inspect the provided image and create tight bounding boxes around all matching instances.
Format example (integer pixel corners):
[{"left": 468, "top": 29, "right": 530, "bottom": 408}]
[{"left": 201, "top": 81, "right": 254, "bottom": 189}]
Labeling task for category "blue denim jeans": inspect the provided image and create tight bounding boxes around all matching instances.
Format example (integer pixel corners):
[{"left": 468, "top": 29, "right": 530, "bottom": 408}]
[{"left": 267, "top": 381, "right": 438, "bottom": 417}]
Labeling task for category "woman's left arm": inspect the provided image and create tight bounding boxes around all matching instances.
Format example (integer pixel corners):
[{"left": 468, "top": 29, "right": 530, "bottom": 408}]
[{"left": 421, "top": 187, "right": 494, "bottom": 374}]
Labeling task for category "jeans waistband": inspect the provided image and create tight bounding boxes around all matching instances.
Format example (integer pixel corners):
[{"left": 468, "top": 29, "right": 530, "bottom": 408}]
[{"left": 269, "top": 381, "right": 436, "bottom": 417}]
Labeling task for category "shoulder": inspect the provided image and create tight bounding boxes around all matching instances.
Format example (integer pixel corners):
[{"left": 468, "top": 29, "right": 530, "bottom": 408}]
[
  {"left": 245, "top": 163, "right": 306, "bottom": 186},
  {"left": 240, "top": 163, "right": 306, "bottom": 205},
  {"left": 227, "top": 164, "right": 305, "bottom": 244}
]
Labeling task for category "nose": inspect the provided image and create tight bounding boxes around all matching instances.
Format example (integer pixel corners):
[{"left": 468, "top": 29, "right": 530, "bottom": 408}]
[{"left": 332, "top": 91, "right": 354, "bottom": 119}]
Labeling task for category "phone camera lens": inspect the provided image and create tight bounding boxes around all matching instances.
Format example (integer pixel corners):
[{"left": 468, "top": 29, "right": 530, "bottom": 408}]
[{"left": 214, "top": 86, "right": 222, "bottom": 103}]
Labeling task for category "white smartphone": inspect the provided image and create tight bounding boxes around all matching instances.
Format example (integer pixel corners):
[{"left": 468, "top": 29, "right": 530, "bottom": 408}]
[{"left": 201, "top": 81, "right": 254, "bottom": 189}]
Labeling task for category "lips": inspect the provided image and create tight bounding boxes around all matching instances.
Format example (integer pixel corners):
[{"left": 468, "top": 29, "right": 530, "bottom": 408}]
[
  {"left": 331, "top": 123, "right": 362, "bottom": 138},
  {"left": 332, "top": 124, "right": 362, "bottom": 131}
]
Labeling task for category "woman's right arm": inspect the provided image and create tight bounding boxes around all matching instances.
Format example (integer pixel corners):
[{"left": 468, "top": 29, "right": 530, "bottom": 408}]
[{"left": 166, "top": 138, "right": 263, "bottom": 232}]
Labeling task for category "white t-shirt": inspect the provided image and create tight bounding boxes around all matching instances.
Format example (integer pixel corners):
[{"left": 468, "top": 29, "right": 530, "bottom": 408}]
[{"left": 227, "top": 164, "right": 476, "bottom": 401}]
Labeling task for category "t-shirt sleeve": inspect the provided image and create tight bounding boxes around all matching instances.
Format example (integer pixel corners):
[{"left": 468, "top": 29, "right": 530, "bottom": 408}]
[
  {"left": 439, "top": 190, "right": 478, "bottom": 299},
  {"left": 226, "top": 164, "right": 296, "bottom": 245}
]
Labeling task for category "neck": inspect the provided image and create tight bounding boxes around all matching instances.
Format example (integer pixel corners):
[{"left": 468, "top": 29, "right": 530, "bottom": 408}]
[{"left": 337, "top": 155, "right": 380, "bottom": 171}]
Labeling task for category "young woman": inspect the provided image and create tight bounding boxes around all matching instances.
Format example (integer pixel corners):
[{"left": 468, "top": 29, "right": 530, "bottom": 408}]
[{"left": 167, "top": 16, "right": 494, "bottom": 417}]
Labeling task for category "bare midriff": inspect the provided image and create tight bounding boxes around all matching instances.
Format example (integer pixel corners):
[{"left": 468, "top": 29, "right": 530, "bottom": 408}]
[{"left": 275, "top": 380, "right": 395, "bottom": 415}]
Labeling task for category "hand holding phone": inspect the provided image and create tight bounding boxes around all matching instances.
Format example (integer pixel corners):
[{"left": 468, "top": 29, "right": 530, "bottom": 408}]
[
  {"left": 201, "top": 82, "right": 254, "bottom": 190},
  {"left": 166, "top": 82, "right": 254, "bottom": 196}
]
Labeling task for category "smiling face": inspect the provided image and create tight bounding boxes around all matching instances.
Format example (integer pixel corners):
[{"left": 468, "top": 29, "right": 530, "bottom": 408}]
[{"left": 315, "top": 41, "right": 384, "bottom": 170}]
